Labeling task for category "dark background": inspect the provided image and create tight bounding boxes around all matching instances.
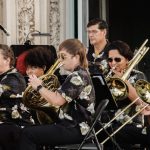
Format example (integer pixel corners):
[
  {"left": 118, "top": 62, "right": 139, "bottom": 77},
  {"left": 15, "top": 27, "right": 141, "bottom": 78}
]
[{"left": 89, "top": 0, "right": 150, "bottom": 81}]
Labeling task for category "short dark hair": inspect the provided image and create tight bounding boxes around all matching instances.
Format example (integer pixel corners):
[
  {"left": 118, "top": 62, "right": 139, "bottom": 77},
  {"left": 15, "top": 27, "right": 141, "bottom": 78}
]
[
  {"left": 0, "top": 44, "right": 15, "bottom": 67},
  {"left": 105, "top": 40, "right": 133, "bottom": 61},
  {"left": 87, "top": 18, "right": 108, "bottom": 30},
  {"left": 25, "top": 46, "right": 56, "bottom": 73}
]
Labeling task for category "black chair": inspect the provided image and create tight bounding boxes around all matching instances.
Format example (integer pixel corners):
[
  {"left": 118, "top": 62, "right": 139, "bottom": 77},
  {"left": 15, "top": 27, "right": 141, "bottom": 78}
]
[{"left": 54, "top": 99, "right": 109, "bottom": 150}]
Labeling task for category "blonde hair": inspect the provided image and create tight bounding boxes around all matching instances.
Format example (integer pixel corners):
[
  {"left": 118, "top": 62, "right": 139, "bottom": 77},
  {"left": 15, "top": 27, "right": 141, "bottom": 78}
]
[{"left": 59, "top": 39, "right": 88, "bottom": 69}]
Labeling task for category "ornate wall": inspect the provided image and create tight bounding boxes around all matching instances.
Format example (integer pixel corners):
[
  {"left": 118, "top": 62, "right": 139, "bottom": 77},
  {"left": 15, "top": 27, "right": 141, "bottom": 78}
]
[
  {"left": 17, "top": 0, "right": 35, "bottom": 45},
  {"left": 48, "top": 0, "right": 65, "bottom": 48},
  {"left": 0, "top": 0, "right": 69, "bottom": 49},
  {"left": 16, "top": 0, "right": 65, "bottom": 48}
]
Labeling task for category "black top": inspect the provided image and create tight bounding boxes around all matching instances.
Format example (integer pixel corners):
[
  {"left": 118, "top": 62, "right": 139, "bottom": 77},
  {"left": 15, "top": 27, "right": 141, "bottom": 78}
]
[
  {"left": 0, "top": 68, "right": 34, "bottom": 126},
  {"left": 57, "top": 66, "right": 95, "bottom": 135},
  {"left": 114, "top": 69, "right": 146, "bottom": 125},
  {"left": 87, "top": 43, "right": 110, "bottom": 76}
]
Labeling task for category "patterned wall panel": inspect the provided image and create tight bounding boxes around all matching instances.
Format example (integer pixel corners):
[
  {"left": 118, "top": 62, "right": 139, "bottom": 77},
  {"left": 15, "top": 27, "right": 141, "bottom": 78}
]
[
  {"left": 16, "top": 0, "right": 35, "bottom": 44},
  {"left": 48, "top": 0, "right": 63, "bottom": 49},
  {"left": 1, "top": 0, "right": 66, "bottom": 46}
]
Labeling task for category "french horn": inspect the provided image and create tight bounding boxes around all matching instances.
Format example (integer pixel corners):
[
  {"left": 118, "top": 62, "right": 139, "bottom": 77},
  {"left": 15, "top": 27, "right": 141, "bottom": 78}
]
[{"left": 23, "top": 60, "right": 62, "bottom": 124}]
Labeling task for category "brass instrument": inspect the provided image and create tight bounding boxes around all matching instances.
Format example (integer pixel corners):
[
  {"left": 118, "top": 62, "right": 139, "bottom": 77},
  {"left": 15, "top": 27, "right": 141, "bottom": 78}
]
[
  {"left": 87, "top": 40, "right": 150, "bottom": 145},
  {"left": 107, "top": 39, "right": 149, "bottom": 101},
  {"left": 23, "top": 60, "right": 62, "bottom": 124},
  {"left": 91, "top": 77, "right": 150, "bottom": 146},
  {"left": 135, "top": 79, "right": 150, "bottom": 103},
  {"left": 100, "top": 100, "right": 149, "bottom": 145},
  {"left": 87, "top": 95, "right": 150, "bottom": 145}
]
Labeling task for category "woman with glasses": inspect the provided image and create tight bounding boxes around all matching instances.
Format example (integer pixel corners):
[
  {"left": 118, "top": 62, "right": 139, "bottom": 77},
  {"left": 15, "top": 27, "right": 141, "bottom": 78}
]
[
  {"left": 103, "top": 40, "right": 150, "bottom": 149},
  {"left": 106, "top": 40, "right": 147, "bottom": 102},
  {"left": 19, "top": 39, "right": 95, "bottom": 150},
  {"left": 24, "top": 45, "right": 67, "bottom": 86}
]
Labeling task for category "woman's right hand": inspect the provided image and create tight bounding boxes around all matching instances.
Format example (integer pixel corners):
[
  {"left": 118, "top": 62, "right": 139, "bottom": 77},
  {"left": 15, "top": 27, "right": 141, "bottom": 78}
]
[
  {"left": 28, "top": 75, "right": 43, "bottom": 90},
  {"left": 112, "top": 69, "right": 124, "bottom": 78}
]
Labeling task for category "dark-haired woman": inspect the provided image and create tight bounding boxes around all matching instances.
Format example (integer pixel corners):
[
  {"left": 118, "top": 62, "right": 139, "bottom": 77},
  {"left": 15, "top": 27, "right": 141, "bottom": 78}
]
[
  {"left": 103, "top": 40, "right": 150, "bottom": 149},
  {"left": 24, "top": 46, "right": 66, "bottom": 84},
  {"left": 23, "top": 46, "right": 59, "bottom": 124},
  {"left": 25, "top": 46, "right": 56, "bottom": 77}
]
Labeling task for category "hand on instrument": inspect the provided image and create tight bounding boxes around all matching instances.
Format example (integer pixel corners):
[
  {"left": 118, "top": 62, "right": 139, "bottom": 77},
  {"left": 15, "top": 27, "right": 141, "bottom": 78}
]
[
  {"left": 136, "top": 101, "right": 150, "bottom": 115},
  {"left": 112, "top": 69, "right": 124, "bottom": 78},
  {"left": 28, "top": 75, "right": 43, "bottom": 90},
  {"left": 140, "top": 107, "right": 150, "bottom": 115}
]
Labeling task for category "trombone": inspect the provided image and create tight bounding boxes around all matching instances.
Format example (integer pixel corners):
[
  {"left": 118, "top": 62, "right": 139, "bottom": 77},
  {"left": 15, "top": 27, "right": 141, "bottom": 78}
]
[
  {"left": 94, "top": 39, "right": 150, "bottom": 145},
  {"left": 107, "top": 39, "right": 149, "bottom": 101},
  {"left": 100, "top": 102, "right": 149, "bottom": 145},
  {"left": 87, "top": 96, "right": 150, "bottom": 145}
]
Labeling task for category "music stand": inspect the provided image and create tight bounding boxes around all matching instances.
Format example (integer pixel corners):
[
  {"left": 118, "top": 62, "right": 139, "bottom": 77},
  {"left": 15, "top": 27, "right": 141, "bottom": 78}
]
[
  {"left": 91, "top": 74, "right": 117, "bottom": 110},
  {"left": 91, "top": 74, "right": 122, "bottom": 150}
]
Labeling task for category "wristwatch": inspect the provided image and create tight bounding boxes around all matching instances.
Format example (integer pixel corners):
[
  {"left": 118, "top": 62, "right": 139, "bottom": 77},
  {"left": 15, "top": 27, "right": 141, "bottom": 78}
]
[{"left": 36, "top": 85, "right": 43, "bottom": 92}]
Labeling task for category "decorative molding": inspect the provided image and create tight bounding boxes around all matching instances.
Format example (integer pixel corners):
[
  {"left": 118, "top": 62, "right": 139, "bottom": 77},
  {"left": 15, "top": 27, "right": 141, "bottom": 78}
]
[
  {"left": 0, "top": 0, "right": 70, "bottom": 46},
  {"left": 48, "top": 0, "right": 61, "bottom": 48},
  {"left": 16, "top": 0, "right": 35, "bottom": 44}
]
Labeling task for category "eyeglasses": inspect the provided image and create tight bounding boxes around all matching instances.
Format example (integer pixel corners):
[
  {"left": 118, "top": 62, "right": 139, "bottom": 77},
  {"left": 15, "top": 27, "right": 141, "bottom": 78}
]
[
  {"left": 58, "top": 53, "right": 74, "bottom": 61},
  {"left": 108, "top": 57, "right": 122, "bottom": 63},
  {"left": 58, "top": 54, "right": 66, "bottom": 60},
  {"left": 87, "top": 30, "right": 99, "bottom": 34}
]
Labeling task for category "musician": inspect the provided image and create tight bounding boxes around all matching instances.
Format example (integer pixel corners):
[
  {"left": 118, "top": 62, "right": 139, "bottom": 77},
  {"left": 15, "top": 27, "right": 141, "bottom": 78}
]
[
  {"left": 86, "top": 18, "right": 110, "bottom": 75},
  {"left": 19, "top": 39, "right": 95, "bottom": 150},
  {"left": 16, "top": 45, "right": 57, "bottom": 76},
  {"left": 25, "top": 46, "right": 67, "bottom": 87},
  {"left": 0, "top": 44, "right": 34, "bottom": 150},
  {"left": 25, "top": 46, "right": 56, "bottom": 77},
  {"left": 22, "top": 46, "right": 57, "bottom": 125},
  {"left": 104, "top": 40, "right": 150, "bottom": 149}
]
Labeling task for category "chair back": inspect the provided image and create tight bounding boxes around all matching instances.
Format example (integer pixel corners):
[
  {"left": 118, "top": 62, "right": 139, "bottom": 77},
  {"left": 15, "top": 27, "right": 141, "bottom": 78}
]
[{"left": 94, "top": 99, "right": 109, "bottom": 122}]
